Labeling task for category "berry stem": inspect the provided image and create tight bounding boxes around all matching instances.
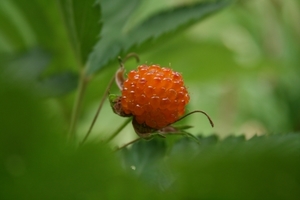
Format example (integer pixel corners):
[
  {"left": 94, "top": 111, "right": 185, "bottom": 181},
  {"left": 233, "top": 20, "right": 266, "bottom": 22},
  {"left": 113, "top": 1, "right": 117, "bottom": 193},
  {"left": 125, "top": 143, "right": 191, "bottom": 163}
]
[{"left": 105, "top": 118, "right": 132, "bottom": 143}]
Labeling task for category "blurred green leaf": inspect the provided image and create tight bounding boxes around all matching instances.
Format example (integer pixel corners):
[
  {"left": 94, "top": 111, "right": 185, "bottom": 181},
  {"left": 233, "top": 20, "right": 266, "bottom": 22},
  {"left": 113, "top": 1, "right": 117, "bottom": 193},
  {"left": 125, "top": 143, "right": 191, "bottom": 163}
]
[
  {"left": 87, "top": 0, "right": 233, "bottom": 75},
  {"left": 4, "top": 0, "right": 62, "bottom": 51},
  {"left": 121, "top": 138, "right": 167, "bottom": 174},
  {"left": 0, "top": 0, "right": 77, "bottom": 72},
  {"left": 121, "top": 133, "right": 300, "bottom": 198},
  {"left": 0, "top": 1, "right": 30, "bottom": 52},
  {"left": 0, "top": 76, "right": 163, "bottom": 200},
  {"left": 120, "top": 138, "right": 174, "bottom": 190},
  {"left": 59, "top": 0, "right": 101, "bottom": 66},
  {"left": 1, "top": 48, "right": 78, "bottom": 97},
  {"left": 169, "top": 133, "right": 300, "bottom": 199},
  {"left": 1, "top": 48, "right": 50, "bottom": 81},
  {"left": 38, "top": 71, "right": 78, "bottom": 97},
  {"left": 171, "top": 135, "right": 219, "bottom": 157}
]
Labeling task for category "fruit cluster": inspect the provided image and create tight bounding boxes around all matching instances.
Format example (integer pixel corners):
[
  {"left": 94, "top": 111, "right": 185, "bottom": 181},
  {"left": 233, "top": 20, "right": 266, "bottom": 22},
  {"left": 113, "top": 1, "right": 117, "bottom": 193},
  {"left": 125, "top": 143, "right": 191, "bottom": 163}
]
[{"left": 120, "top": 64, "right": 190, "bottom": 129}]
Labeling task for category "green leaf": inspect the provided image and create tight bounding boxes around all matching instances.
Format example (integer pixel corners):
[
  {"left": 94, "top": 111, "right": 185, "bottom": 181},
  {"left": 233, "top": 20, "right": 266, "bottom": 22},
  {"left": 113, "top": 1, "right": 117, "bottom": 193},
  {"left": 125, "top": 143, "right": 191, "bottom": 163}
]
[
  {"left": 121, "top": 138, "right": 167, "bottom": 173},
  {"left": 1, "top": 48, "right": 78, "bottom": 97},
  {"left": 38, "top": 71, "right": 78, "bottom": 97},
  {"left": 87, "top": 0, "right": 141, "bottom": 75},
  {"left": 0, "top": 0, "right": 78, "bottom": 72},
  {"left": 120, "top": 138, "right": 173, "bottom": 190},
  {"left": 169, "top": 134, "right": 300, "bottom": 199},
  {"left": 0, "top": 1, "right": 31, "bottom": 52},
  {"left": 124, "top": 0, "right": 233, "bottom": 48},
  {"left": 1, "top": 48, "right": 50, "bottom": 82},
  {"left": 87, "top": 0, "right": 232, "bottom": 75},
  {"left": 0, "top": 77, "right": 163, "bottom": 199},
  {"left": 121, "top": 133, "right": 300, "bottom": 197},
  {"left": 59, "top": 0, "right": 101, "bottom": 66}
]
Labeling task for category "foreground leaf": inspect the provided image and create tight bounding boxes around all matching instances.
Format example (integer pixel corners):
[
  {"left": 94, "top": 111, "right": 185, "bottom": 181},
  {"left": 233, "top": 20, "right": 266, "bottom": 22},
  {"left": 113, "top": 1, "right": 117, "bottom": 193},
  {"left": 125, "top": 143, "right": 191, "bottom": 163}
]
[
  {"left": 170, "top": 134, "right": 300, "bottom": 199},
  {"left": 120, "top": 138, "right": 174, "bottom": 191},
  {"left": 0, "top": 75, "right": 162, "bottom": 200},
  {"left": 121, "top": 134, "right": 300, "bottom": 199}
]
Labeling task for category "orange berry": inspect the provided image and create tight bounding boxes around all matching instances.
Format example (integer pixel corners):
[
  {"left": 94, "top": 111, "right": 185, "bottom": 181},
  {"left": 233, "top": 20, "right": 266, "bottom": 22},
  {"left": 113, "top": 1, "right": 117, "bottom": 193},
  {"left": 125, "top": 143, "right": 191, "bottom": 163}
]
[{"left": 121, "top": 64, "right": 189, "bottom": 129}]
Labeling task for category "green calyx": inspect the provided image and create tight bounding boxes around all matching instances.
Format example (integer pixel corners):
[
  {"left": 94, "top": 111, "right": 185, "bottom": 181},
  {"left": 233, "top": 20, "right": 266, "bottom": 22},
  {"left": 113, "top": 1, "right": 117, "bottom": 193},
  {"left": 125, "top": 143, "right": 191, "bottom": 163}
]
[
  {"left": 108, "top": 94, "right": 119, "bottom": 107},
  {"left": 109, "top": 93, "right": 132, "bottom": 117}
]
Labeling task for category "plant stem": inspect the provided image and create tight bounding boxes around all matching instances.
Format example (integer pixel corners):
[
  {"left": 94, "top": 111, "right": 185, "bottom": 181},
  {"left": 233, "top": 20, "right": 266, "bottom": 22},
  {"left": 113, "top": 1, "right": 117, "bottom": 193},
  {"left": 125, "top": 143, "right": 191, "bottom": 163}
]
[
  {"left": 80, "top": 75, "right": 115, "bottom": 145},
  {"left": 105, "top": 118, "right": 132, "bottom": 143},
  {"left": 114, "top": 137, "right": 142, "bottom": 151},
  {"left": 80, "top": 53, "right": 140, "bottom": 145},
  {"left": 68, "top": 70, "right": 88, "bottom": 142}
]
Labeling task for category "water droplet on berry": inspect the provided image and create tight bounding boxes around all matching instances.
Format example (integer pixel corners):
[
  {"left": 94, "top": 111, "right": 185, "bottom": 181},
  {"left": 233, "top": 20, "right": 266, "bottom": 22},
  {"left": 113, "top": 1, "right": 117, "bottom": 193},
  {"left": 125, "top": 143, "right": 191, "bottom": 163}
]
[
  {"left": 177, "top": 91, "right": 185, "bottom": 100},
  {"left": 129, "top": 90, "right": 135, "bottom": 99},
  {"left": 155, "top": 87, "right": 166, "bottom": 96},
  {"left": 121, "top": 95, "right": 127, "bottom": 102},
  {"left": 130, "top": 83, "right": 136, "bottom": 89},
  {"left": 172, "top": 72, "right": 182, "bottom": 81},
  {"left": 184, "top": 93, "right": 190, "bottom": 102},
  {"left": 156, "top": 71, "right": 164, "bottom": 77},
  {"left": 138, "top": 65, "right": 148, "bottom": 70},
  {"left": 151, "top": 96, "right": 160, "bottom": 109},
  {"left": 167, "top": 89, "right": 177, "bottom": 100},
  {"left": 134, "top": 104, "right": 144, "bottom": 115},
  {"left": 139, "top": 77, "right": 146, "bottom": 84},
  {"left": 160, "top": 97, "right": 171, "bottom": 109},
  {"left": 162, "top": 78, "right": 172, "bottom": 89},
  {"left": 149, "top": 65, "right": 160, "bottom": 72},
  {"left": 173, "top": 81, "right": 182, "bottom": 89},
  {"left": 138, "top": 94, "right": 147, "bottom": 105},
  {"left": 123, "top": 87, "right": 128, "bottom": 92},
  {"left": 145, "top": 85, "right": 154, "bottom": 97},
  {"left": 128, "top": 102, "right": 135, "bottom": 111},
  {"left": 128, "top": 71, "right": 136, "bottom": 79}
]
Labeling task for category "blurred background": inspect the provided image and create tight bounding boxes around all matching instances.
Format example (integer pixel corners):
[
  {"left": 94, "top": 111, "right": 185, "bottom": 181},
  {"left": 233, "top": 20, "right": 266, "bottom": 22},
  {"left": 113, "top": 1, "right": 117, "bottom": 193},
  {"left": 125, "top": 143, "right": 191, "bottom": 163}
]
[{"left": 1, "top": 0, "right": 299, "bottom": 145}]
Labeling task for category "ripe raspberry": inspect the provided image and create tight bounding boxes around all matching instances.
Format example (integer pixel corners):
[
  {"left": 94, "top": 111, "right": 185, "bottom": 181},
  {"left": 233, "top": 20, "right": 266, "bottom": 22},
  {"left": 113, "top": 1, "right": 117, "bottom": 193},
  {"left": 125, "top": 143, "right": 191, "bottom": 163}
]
[{"left": 121, "top": 64, "right": 190, "bottom": 129}]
